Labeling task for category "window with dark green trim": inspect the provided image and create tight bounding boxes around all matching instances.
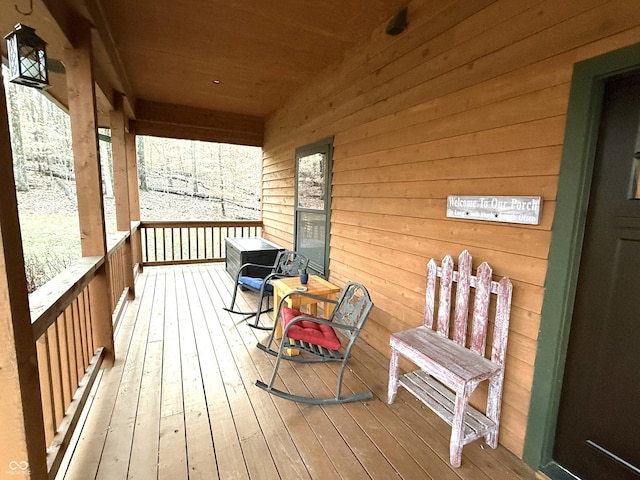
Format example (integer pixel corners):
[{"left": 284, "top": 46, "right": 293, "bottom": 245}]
[{"left": 294, "top": 137, "right": 333, "bottom": 277}]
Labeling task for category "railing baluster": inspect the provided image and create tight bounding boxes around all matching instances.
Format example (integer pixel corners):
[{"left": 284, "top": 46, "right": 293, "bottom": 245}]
[
  {"left": 36, "top": 335, "right": 55, "bottom": 446},
  {"left": 64, "top": 306, "right": 79, "bottom": 398},
  {"left": 160, "top": 227, "right": 165, "bottom": 262},
  {"left": 213, "top": 227, "right": 217, "bottom": 258},
  {"left": 72, "top": 298, "right": 84, "bottom": 382},
  {"left": 137, "top": 221, "right": 262, "bottom": 265},
  {"left": 108, "top": 256, "right": 115, "bottom": 309},
  {"left": 148, "top": 227, "right": 152, "bottom": 263},
  {"left": 84, "top": 288, "right": 94, "bottom": 355},
  {"left": 141, "top": 227, "right": 147, "bottom": 263},
  {"left": 171, "top": 227, "right": 175, "bottom": 261},
  {"left": 187, "top": 227, "right": 192, "bottom": 259},
  {"left": 72, "top": 302, "right": 82, "bottom": 385},
  {"left": 146, "top": 226, "right": 150, "bottom": 262},
  {"left": 153, "top": 227, "right": 158, "bottom": 263},
  {"left": 196, "top": 226, "right": 201, "bottom": 259},
  {"left": 77, "top": 291, "right": 88, "bottom": 368},
  {"left": 48, "top": 322, "right": 64, "bottom": 431},
  {"left": 114, "top": 252, "right": 119, "bottom": 307},
  {"left": 58, "top": 310, "right": 72, "bottom": 410}
]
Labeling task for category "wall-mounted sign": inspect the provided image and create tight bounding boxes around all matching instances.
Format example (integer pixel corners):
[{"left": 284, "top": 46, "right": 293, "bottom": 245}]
[{"left": 446, "top": 195, "right": 542, "bottom": 225}]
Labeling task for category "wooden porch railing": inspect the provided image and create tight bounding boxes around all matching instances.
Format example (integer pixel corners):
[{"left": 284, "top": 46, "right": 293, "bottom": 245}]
[
  {"left": 26, "top": 220, "right": 260, "bottom": 477},
  {"left": 140, "top": 220, "right": 262, "bottom": 265},
  {"left": 107, "top": 230, "right": 136, "bottom": 328},
  {"left": 26, "top": 220, "right": 262, "bottom": 477},
  {"left": 29, "top": 226, "right": 140, "bottom": 478}
]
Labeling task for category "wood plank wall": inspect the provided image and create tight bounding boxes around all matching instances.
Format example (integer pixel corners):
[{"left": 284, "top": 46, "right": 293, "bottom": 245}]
[{"left": 261, "top": 0, "right": 640, "bottom": 458}]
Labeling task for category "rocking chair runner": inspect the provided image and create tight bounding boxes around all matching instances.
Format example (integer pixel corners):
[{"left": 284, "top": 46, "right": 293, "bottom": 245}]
[
  {"left": 224, "top": 250, "right": 308, "bottom": 330},
  {"left": 256, "top": 281, "right": 374, "bottom": 404}
]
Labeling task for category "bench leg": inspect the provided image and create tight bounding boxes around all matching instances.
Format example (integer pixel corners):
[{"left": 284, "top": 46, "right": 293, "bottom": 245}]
[
  {"left": 450, "top": 383, "right": 474, "bottom": 468},
  {"left": 485, "top": 374, "right": 503, "bottom": 448},
  {"left": 388, "top": 347, "right": 400, "bottom": 404}
]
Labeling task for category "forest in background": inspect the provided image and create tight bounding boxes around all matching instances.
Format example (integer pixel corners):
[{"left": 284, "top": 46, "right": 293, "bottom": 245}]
[{"left": 3, "top": 65, "right": 262, "bottom": 291}]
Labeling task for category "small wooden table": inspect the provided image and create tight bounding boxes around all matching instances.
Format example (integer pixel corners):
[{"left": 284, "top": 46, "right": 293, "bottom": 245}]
[{"left": 270, "top": 275, "right": 341, "bottom": 350}]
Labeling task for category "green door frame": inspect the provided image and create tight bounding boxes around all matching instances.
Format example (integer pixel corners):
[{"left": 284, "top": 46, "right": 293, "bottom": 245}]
[{"left": 523, "top": 42, "right": 640, "bottom": 475}]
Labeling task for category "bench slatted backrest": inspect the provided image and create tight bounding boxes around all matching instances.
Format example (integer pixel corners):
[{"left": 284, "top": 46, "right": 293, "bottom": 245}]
[{"left": 423, "top": 250, "right": 513, "bottom": 366}]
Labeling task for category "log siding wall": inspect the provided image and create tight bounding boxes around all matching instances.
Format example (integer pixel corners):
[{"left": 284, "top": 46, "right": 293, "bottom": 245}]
[{"left": 261, "top": 0, "right": 640, "bottom": 457}]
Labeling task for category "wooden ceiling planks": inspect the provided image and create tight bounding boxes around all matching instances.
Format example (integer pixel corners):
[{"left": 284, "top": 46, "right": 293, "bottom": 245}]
[
  {"left": 95, "top": 0, "right": 409, "bottom": 117},
  {"left": 1, "top": 0, "right": 410, "bottom": 141}
]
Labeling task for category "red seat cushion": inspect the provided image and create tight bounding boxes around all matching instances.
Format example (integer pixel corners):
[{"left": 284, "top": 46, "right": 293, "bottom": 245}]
[{"left": 281, "top": 307, "right": 341, "bottom": 351}]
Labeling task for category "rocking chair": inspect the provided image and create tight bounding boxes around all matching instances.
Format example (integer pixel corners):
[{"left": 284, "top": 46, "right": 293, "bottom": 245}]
[
  {"left": 225, "top": 250, "right": 308, "bottom": 330},
  {"left": 256, "top": 281, "right": 374, "bottom": 404}
]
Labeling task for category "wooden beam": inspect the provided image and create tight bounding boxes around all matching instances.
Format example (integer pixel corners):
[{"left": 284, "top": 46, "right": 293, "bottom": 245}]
[
  {"left": 64, "top": 21, "right": 115, "bottom": 366},
  {"left": 41, "top": 0, "right": 136, "bottom": 117},
  {"left": 39, "top": 0, "right": 81, "bottom": 49},
  {"left": 82, "top": 0, "right": 137, "bottom": 117},
  {"left": 126, "top": 130, "right": 142, "bottom": 269},
  {"left": 110, "top": 93, "right": 136, "bottom": 298},
  {"left": 126, "top": 130, "right": 141, "bottom": 222},
  {"left": 0, "top": 68, "right": 48, "bottom": 480},
  {"left": 133, "top": 100, "right": 264, "bottom": 146},
  {"left": 65, "top": 27, "right": 107, "bottom": 257},
  {"left": 94, "top": 62, "right": 115, "bottom": 111},
  {"left": 136, "top": 101, "right": 264, "bottom": 132},
  {"left": 110, "top": 93, "right": 131, "bottom": 232},
  {"left": 132, "top": 120, "right": 263, "bottom": 147}
]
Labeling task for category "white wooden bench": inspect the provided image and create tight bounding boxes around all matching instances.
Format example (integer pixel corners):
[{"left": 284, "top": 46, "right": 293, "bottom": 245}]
[{"left": 387, "top": 250, "right": 513, "bottom": 467}]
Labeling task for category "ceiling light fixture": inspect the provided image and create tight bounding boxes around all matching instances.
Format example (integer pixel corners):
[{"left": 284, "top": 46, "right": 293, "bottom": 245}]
[{"left": 386, "top": 6, "right": 408, "bottom": 36}]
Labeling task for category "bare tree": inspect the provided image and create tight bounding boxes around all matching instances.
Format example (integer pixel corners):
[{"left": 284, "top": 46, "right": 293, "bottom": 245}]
[
  {"left": 217, "top": 143, "right": 226, "bottom": 217},
  {"left": 5, "top": 78, "right": 29, "bottom": 191},
  {"left": 191, "top": 140, "right": 198, "bottom": 195},
  {"left": 137, "top": 136, "right": 148, "bottom": 191},
  {"left": 99, "top": 129, "right": 113, "bottom": 198}
]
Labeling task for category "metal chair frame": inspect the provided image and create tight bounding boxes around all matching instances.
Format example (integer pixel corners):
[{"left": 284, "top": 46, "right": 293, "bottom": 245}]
[
  {"left": 225, "top": 250, "right": 308, "bottom": 329},
  {"left": 256, "top": 281, "right": 374, "bottom": 405}
]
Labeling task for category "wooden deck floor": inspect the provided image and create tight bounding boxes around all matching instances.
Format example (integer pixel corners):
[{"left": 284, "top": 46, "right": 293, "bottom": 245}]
[{"left": 57, "top": 264, "right": 536, "bottom": 480}]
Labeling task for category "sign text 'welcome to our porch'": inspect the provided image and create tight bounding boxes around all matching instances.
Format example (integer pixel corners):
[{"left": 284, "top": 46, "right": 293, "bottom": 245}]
[{"left": 446, "top": 195, "right": 542, "bottom": 225}]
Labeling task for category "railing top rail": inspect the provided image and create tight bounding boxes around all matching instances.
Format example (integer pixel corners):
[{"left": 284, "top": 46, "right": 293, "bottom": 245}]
[
  {"left": 107, "top": 230, "right": 130, "bottom": 254},
  {"left": 140, "top": 220, "right": 262, "bottom": 228},
  {"left": 30, "top": 256, "right": 104, "bottom": 340}
]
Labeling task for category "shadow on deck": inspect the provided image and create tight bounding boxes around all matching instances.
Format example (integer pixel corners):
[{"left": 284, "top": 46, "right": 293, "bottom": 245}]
[{"left": 57, "top": 263, "right": 536, "bottom": 480}]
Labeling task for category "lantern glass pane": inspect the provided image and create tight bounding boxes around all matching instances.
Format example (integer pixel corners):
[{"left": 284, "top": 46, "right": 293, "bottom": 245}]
[
  {"left": 6, "top": 34, "right": 20, "bottom": 80},
  {"left": 18, "top": 45, "right": 46, "bottom": 81}
]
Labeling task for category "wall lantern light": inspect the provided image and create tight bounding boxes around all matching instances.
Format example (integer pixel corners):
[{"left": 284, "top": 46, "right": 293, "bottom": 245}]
[{"left": 4, "top": 23, "right": 50, "bottom": 90}]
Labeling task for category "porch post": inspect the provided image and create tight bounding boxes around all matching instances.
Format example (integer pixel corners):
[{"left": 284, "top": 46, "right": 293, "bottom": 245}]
[
  {"left": 110, "top": 92, "right": 135, "bottom": 297},
  {"left": 65, "top": 21, "right": 115, "bottom": 366},
  {"left": 126, "top": 129, "right": 143, "bottom": 268},
  {"left": 0, "top": 70, "right": 48, "bottom": 479}
]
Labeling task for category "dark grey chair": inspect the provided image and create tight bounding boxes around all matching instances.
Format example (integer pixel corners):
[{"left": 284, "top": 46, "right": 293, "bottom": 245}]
[
  {"left": 224, "top": 250, "right": 308, "bottom": 329},
  {"left": 256, "top": 281, "right": 374, "bottom": 404}
]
